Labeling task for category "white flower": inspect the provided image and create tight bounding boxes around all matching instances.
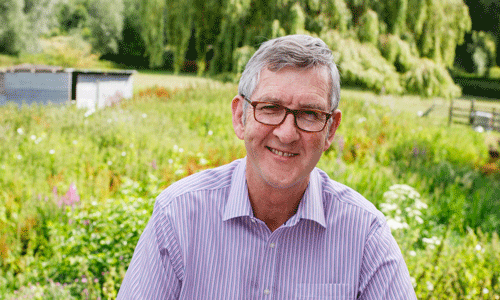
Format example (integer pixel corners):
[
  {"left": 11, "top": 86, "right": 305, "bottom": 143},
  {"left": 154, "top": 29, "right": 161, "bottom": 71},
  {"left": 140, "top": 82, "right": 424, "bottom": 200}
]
[
  {"left": 107, "top": 119, "right": 112, "bottom": 123},
  {"left": 415, "top": 216, "right": 424, "bottom": 224},
  {"left": 387, "top": 219, "right": 409, "bottom": 230},
  {"left": 415, "top": 200, "right": 428, "bottom": 210},
  {"left": 199, "top": 158, "right": 208, "bottom": 165},
  {"left": 174, "top": 169, "right": 185, "bottom": 176},
  {"left": 380, "top": 203, "right": 398, "bottom": 212},
  {"left": 483, "top": 288, "right": 489, "bottom": 294},
  {"left": 168, "top": 159, "right": 174, "bottom": 164},
  {"left": 31, "top": 135, "right": 36, "bottom": 140},
  {"left": 121, "top": 152, "right": 126, "bottom": 157},
  {"left": 16, "top": 154, "right": 22, "bottom": 160},
  {"left": 409, "top": 250, "right": 416, "bottom": 256},
  {"left": 107, "top": 161, "right": 113, "bottom": 166},
  {"left": 208, "top": 130, "right": 213, "bottom": 136},
  {"left": 84, "top": 109, "right": 95, "bottom": 117},
  {"left": 173, "top": 145, "right": 179, "bottom": 151},
  {"left": 49, "top": 149, "right": 55, "bottom": 155},
  {"left": 142, "top": 113, "right": 147, "bottom": 118},
  {"left": 179, "top": 148, "right": 184, "bottom": 153},
  {"left": 17, "top": 128, "right": 24, "bottom": 135},
  {"left": 475, "top": 244, "right": 482, "bottom": 251},
  {"left": 357, "top": 117, "right": 366, "bottom": 123},
  {"left": 73, "top": 140, "right": 78, "bottom": 145},
  {"left": 426, "top": 281, "right": 434, "bottom": 291}
]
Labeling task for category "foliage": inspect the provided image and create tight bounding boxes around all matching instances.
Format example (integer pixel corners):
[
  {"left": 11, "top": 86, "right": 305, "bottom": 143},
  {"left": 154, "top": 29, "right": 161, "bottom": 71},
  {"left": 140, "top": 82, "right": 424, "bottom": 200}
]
[
  {"left": 233, "top": 46, "right": 256, "bottom": 75},
  {"left": 0, "top": 0, "right": 29, "bottom": 54},
  {"left": 18, "top": 35, "right": 114, "bottom": 68},
  {"left": 85, "top": 0, "right": 124, "bottom": 54},
  {"left": 402, "top": 58, "right": 462, "bottom": 99},
  {"left": 139, "top": 0, "right": 165, "bottom": 68},
  {"left": 165, "top": 0, "right": 195, "bottom": 73},
  {"left": 322, "top": 30, "right": 404, "bottom": 94},
  {"left": 357, "top": 9, "right": 379, "bottom": 45}
]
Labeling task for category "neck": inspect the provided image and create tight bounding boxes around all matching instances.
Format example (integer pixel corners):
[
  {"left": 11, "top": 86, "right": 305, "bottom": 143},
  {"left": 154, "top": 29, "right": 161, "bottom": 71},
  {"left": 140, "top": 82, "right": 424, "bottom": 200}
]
[{"left": 246, "top": 172, "right": 308, "bottom": 232}]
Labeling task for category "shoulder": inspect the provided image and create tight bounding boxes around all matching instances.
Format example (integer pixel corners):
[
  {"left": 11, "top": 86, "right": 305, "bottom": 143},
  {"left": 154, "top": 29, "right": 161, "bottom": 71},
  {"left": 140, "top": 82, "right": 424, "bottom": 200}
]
[
  {"left": 155, "top": 159, "right": 242, "bottom": 209},
  {"left": 315, "top": 168, "right": 386, "bottom": 225}
]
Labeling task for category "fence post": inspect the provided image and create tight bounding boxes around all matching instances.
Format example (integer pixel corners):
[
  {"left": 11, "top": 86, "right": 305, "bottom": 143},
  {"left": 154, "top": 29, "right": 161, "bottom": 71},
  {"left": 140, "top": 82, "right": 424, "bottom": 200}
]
[
  {"left": 493, "top": 107, "right": 497, "bottom": 131},
  {"left": 469, "top": 99, "right": 475, "bottom": 125},
  {"left": 448, "top": 99, "right": 454, "bottom": 126}
]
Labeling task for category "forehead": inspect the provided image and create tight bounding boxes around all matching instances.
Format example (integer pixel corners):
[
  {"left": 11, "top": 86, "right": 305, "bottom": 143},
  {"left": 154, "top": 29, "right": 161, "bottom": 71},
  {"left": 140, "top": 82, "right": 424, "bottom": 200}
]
[{"left": 253, "top": 66, "right": 330, "bottom": 110}]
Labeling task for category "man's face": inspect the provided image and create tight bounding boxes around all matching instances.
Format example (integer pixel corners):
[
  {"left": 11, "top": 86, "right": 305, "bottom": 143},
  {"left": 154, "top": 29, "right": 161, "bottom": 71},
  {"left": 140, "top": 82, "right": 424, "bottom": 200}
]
[{"left": 232, "top": 66, "right": 341, "bottom": 189}]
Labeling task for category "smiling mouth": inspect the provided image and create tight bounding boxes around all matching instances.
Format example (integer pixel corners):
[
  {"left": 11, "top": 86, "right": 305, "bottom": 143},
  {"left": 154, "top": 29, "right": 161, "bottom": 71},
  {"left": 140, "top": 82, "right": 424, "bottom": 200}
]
[{"left": 267, "top": 147, "right": 298, "bottom": 157}]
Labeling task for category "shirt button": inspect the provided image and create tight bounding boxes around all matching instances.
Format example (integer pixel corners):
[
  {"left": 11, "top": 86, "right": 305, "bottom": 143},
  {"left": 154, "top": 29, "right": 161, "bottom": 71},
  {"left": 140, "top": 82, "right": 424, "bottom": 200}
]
[
  {"left": 269, "top": 243, "right": 275, "bottom": 248},
  {"left": 264, "top": 288, "right": 270, "bottom": 295}
]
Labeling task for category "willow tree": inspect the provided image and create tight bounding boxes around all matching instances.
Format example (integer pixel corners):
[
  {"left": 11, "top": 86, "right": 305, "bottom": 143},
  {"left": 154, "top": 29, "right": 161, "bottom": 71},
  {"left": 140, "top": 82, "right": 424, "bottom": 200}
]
[
  {"left": 209, "top": 0, "right": 256, "bottom": 74},
  {"left": 165, "top": 0, "right": 194, "bottom": 74},
  {"left": 193, "top": 0, "right": 223, "bottom": 75},
  {"left": 86, "top": 0, "right": 124, "bottom": 54},
  {"left": 140, "top": 0, "right": 165, "bottom": 67},
  {"left": 0, "top": 0, "right": 28, "bottom": 54},
  {"left": 407, "top": 0, "right": 471, "bottom": 67}
]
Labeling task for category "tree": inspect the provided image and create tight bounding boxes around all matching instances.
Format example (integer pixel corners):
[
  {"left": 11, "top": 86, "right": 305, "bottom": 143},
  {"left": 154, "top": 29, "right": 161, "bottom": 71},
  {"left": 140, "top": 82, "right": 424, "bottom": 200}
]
[
  {"left": 165, "top": 0, "right": 194, "bottom": 74},
  {"left": 0, "top": 0, "right": 29, "bottom": 54},
  {"left": 139, "top": 0, "right": 165, "bottom": 67},
  {"left": 86, "top": 0, "right": 124, "bottom": 54}
]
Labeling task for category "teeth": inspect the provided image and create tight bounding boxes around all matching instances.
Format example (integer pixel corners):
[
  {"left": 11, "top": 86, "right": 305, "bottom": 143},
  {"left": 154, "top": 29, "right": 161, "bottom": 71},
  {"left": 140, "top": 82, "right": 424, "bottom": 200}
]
[{"left": 270, "top": 148, "right": 296, "bottom": 157}]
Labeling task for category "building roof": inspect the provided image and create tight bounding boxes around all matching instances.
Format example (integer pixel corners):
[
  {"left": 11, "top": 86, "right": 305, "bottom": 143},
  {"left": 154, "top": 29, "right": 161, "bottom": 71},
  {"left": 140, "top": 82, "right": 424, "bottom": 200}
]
[
  {"left": 0, "top": 64, "right": 136, "bottom": 75},
  {"left": 1, "top": 64, "right": 64, "bottom": 73}
]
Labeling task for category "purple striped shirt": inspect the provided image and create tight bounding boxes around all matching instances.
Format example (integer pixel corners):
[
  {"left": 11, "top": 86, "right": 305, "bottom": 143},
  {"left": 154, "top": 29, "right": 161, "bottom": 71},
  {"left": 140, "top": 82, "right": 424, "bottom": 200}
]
[{"left": 118, "top": 158, "right": 416, "bottom": 299}]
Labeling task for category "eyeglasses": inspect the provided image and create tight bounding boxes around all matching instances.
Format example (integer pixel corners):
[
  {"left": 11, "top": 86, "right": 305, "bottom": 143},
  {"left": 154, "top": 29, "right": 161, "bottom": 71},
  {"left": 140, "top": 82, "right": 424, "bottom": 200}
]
[{"left": 243, "top": 96, "right": 333, "bottom": 132}]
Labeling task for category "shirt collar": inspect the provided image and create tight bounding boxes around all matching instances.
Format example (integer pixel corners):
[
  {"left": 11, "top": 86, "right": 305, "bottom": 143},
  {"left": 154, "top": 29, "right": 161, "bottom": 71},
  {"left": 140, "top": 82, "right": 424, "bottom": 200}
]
[
  {"left": 222, "top": 157, "right": 254, "bottom": 221},
  {"left": 222, "top": 157, "right": 326, "bottom": 229}
]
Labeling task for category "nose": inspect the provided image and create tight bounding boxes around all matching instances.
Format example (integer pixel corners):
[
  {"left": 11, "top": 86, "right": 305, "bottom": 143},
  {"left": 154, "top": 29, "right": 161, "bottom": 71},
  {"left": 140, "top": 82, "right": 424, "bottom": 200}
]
[{"left": 273, "top": 113, "right": 300, "bottom": 144}]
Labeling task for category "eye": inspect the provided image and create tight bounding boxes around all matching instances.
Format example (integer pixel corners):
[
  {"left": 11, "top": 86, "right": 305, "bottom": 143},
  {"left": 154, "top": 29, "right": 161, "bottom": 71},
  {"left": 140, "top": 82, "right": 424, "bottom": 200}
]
[
  {"left": 301, "top": 110, "right": 321, "bottom": 119},
  {"left": 258, "top": 103, "right": 282, "bottom": 112}
]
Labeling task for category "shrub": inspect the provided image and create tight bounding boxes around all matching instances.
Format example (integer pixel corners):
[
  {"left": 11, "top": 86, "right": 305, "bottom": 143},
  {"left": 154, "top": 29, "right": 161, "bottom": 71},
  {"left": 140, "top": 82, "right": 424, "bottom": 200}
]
[
  {"left": 402, "top": 58, "right": 461, "bottom": 98},
  {"left": 357, "top": 9, "right": 379, "bottom": 45}
]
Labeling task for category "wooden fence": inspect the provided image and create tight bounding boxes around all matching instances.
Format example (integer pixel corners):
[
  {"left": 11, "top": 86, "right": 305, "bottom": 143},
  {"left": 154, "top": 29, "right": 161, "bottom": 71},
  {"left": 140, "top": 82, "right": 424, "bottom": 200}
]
[{"left": 449, "top": 99, "right": 500, "bottom": 132}]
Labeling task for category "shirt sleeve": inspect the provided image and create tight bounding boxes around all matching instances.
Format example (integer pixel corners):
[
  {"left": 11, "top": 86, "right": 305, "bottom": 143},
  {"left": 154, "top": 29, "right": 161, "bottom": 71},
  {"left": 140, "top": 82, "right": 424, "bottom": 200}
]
[
  {"left": 357, "top": 222, "right": 417, "bottom": 300},
  {"left": 117, "top": 206, "right": 182, "bottom": 300}
]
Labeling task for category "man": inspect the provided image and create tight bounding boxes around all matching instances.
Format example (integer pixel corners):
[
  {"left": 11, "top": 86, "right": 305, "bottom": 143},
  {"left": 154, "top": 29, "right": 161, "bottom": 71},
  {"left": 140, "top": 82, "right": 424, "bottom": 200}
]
[{"left": 118, "top": 34, "right": 417, "bottom": 299}]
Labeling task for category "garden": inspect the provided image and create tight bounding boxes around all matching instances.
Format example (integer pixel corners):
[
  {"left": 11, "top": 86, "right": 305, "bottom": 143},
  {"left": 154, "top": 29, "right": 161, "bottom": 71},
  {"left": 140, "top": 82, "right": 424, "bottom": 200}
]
[{"left": 0, "top": 74, "right": 499, "bottom": 299}]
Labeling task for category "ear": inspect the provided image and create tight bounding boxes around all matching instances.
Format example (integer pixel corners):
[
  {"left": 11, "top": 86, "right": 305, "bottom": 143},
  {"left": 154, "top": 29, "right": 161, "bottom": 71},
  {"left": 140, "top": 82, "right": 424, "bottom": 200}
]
[
  {"left": 323, "top": 109, "right": 342, "bottom": 152},
  {"left": 231, "top": 95, "right": 245, "bottom": 140}
]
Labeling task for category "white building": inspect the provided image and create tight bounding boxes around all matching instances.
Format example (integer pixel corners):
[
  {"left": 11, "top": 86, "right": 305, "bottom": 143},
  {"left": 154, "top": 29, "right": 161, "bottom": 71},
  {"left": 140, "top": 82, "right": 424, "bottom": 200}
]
[{"left": 0, "top": 64, "right": 135, "bottom": 110}]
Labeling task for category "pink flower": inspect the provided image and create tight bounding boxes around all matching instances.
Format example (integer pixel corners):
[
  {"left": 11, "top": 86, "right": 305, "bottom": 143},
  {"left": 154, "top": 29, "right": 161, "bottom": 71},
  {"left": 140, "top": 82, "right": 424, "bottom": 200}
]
[{"left": 63, "top": 183, "right": 80, "bottom": 206}]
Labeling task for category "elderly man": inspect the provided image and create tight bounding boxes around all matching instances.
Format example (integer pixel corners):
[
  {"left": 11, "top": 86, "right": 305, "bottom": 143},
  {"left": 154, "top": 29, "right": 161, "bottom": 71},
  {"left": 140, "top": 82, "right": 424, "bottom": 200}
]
[{"left": 118, "top": 34, "right": 416, "bottom": 299}]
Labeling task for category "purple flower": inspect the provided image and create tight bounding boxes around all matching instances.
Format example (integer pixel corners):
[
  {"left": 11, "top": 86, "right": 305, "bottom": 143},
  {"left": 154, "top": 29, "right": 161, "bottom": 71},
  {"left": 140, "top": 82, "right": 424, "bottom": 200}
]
[
  {"left": 83, "top": 219, "right": 90, "bottom": 226},
  {"left": 82, "top": 277, "right": 87, "bottom": 283}
]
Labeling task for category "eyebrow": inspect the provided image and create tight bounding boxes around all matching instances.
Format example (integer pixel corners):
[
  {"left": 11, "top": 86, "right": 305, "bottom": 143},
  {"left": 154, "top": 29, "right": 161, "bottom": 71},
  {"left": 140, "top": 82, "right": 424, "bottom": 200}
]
[{"left": 258, "top": 97, "right": 327, "bottom": 112}]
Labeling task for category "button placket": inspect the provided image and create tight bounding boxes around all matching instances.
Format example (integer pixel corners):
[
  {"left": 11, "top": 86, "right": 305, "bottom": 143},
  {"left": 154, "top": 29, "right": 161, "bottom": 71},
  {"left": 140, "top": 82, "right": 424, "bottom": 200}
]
[{"left": 257, "top": 232, "right": 280, "bottom": 299}]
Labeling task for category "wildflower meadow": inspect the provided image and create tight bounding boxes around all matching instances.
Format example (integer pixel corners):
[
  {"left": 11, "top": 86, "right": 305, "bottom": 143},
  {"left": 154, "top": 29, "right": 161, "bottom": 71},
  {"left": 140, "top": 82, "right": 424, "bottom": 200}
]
[{"left": 1, "top": 78, "right": 499, "bottom": 299}]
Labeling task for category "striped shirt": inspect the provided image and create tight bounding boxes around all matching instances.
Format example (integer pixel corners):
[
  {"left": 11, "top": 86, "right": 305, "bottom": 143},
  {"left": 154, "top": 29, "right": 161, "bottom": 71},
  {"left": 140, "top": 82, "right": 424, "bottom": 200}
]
[{"left": 118, "top": 158, "right": 416, "bottom": 299}]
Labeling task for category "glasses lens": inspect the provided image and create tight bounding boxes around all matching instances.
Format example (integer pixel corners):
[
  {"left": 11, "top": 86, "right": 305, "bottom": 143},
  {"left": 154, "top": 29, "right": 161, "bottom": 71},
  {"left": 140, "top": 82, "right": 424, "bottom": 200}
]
[
  {"left": 254, "top": 103, "right": 286, "bottom": 124},
  {"left": 296, "top": 110, "right": 327, "bottom": 132}
]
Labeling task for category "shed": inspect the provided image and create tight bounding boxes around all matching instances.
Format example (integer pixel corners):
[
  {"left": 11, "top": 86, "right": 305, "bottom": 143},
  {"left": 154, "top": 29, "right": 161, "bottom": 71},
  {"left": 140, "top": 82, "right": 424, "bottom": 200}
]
[{"left": 0, "top": 64, "right": 135, "bottom": 109}]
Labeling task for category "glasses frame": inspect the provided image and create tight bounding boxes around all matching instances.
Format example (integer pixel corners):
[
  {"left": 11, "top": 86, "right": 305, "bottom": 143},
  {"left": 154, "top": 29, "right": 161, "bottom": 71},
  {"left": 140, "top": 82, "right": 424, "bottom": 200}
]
[{"left": 243, "top": 96, "right": 333, "bottom": 133}]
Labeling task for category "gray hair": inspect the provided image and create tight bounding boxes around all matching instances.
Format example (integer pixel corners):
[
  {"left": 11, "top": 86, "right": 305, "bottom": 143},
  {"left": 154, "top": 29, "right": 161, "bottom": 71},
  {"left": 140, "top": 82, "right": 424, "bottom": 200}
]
[{"left": 238, "top": 34, "right": 340, "bottom": 119}]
